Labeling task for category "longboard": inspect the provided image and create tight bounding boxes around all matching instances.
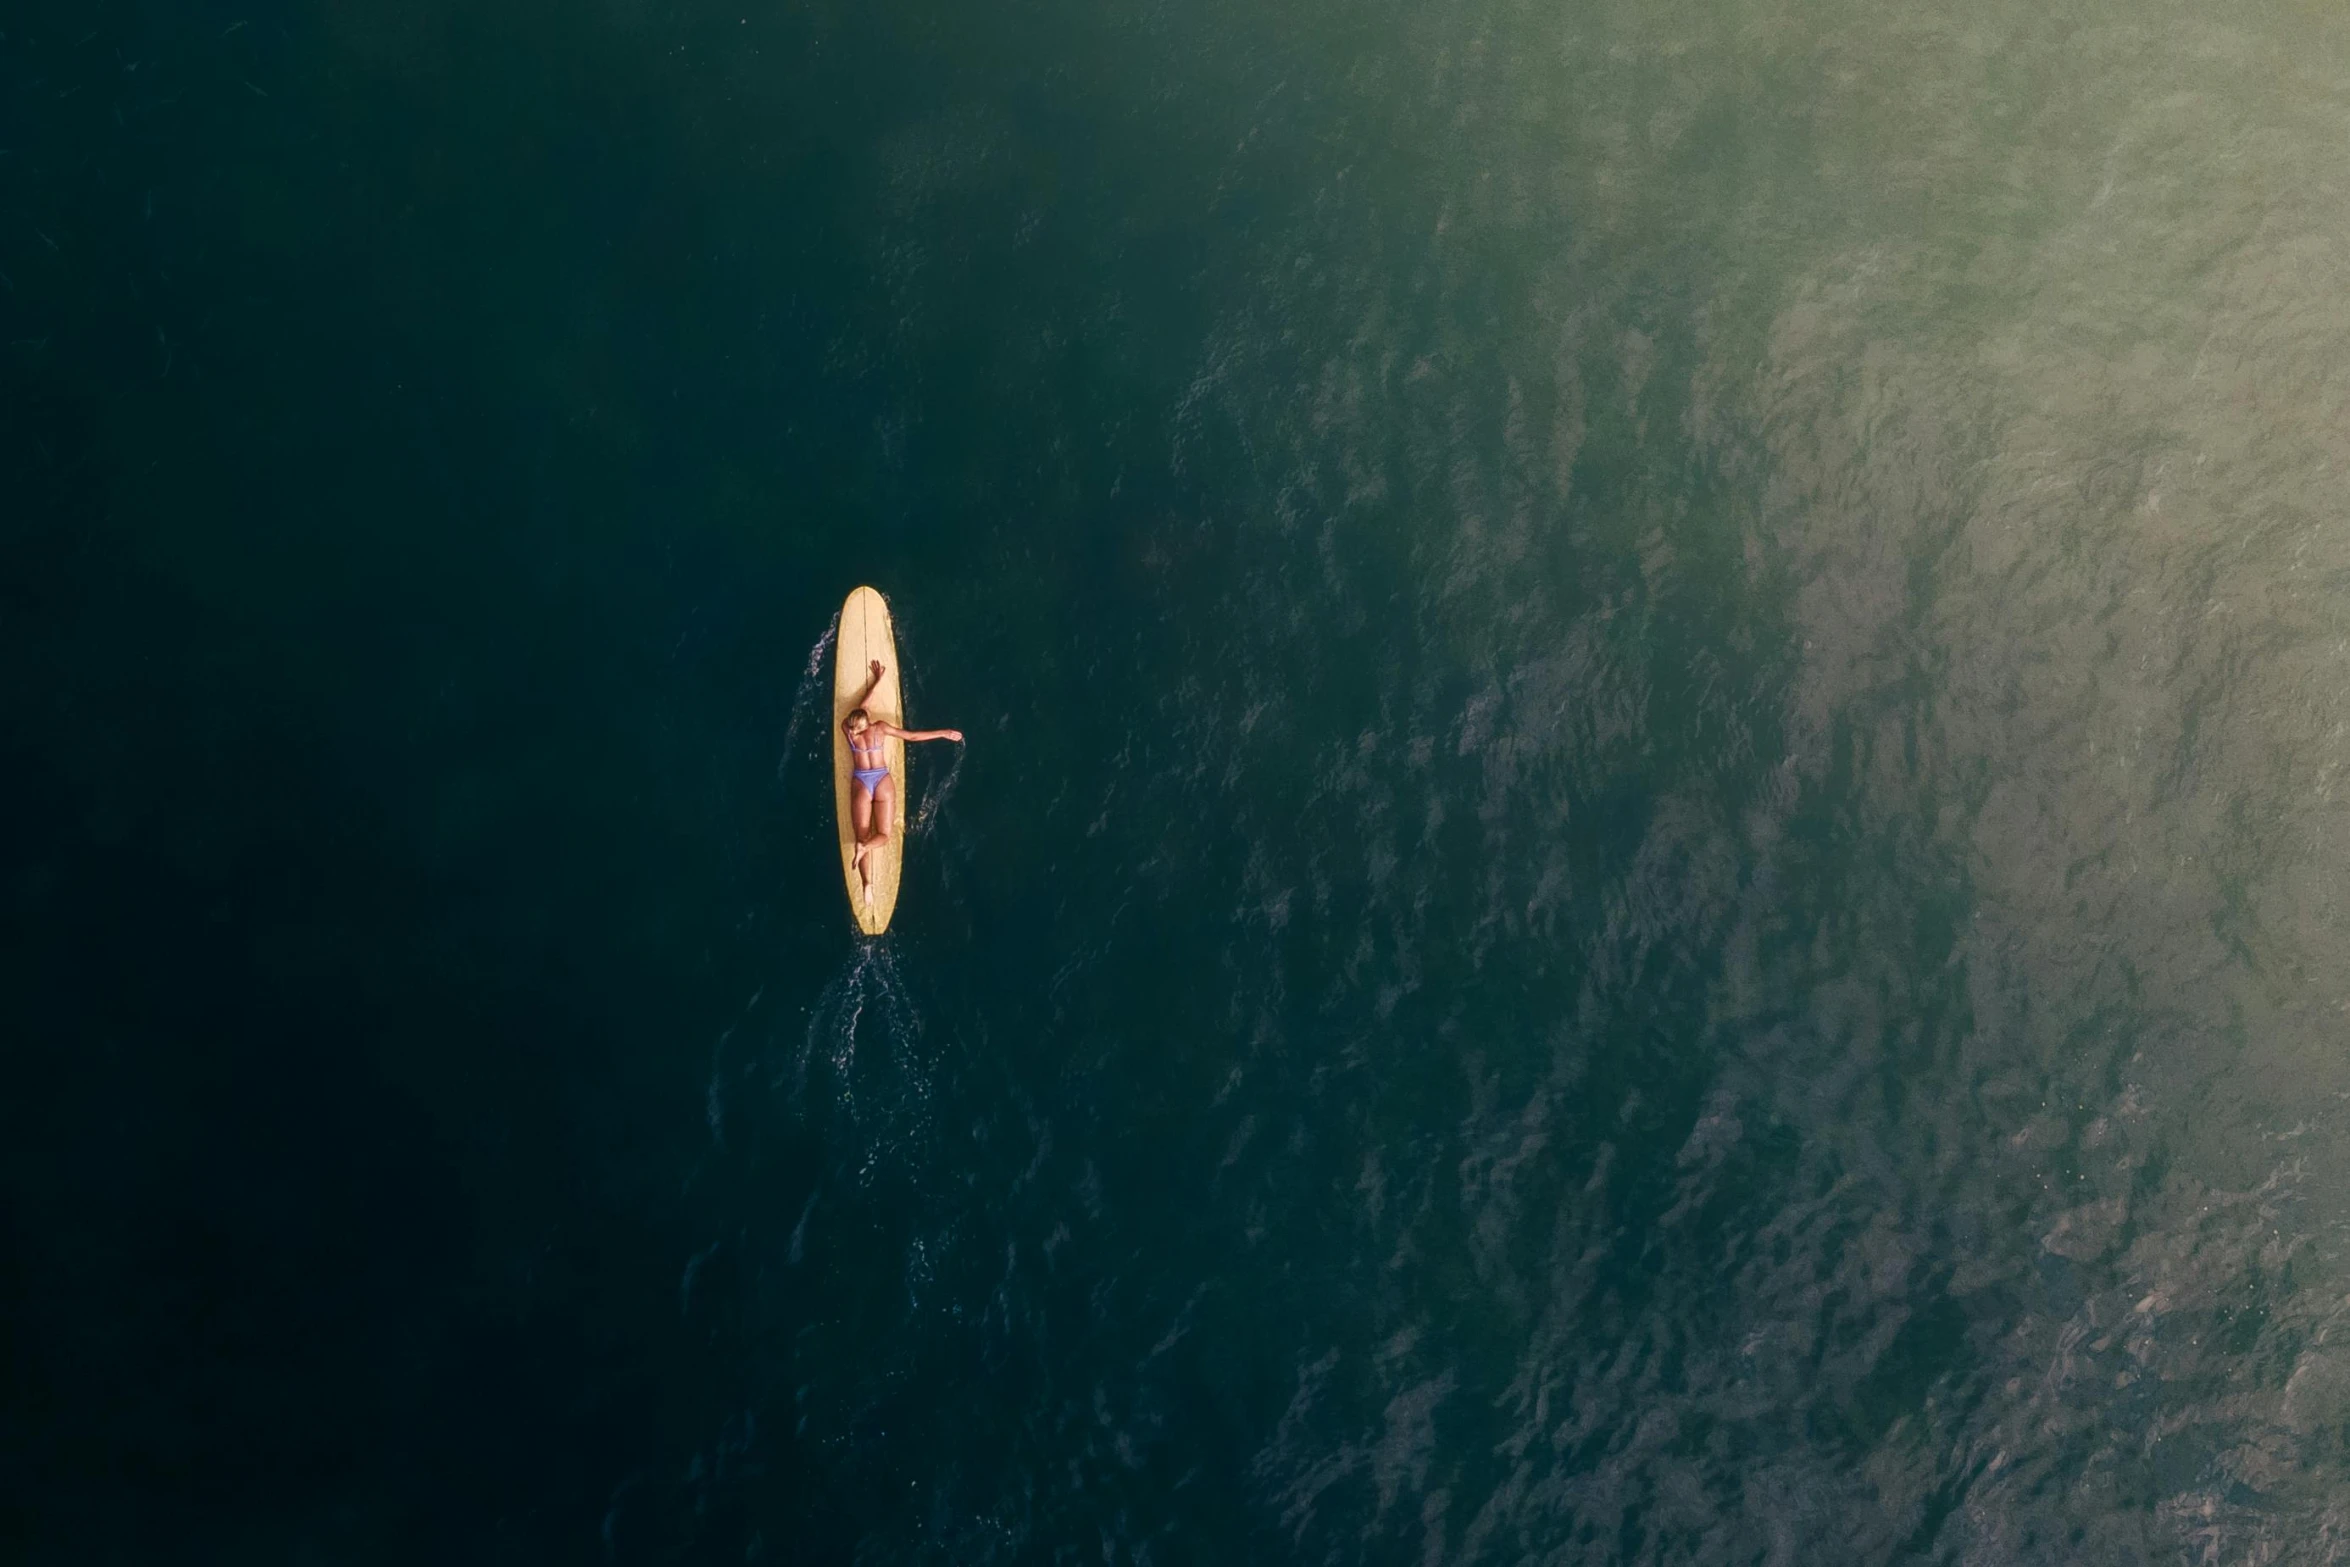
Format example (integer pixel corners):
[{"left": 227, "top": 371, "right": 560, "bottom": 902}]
[{"left": 833, "top": 585, "right": 905, "bottom": 934}]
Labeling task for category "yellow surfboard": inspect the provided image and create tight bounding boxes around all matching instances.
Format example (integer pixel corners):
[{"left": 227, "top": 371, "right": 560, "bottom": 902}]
[{"left": 833, "top": 585, "right": 905, "bottom": 934}]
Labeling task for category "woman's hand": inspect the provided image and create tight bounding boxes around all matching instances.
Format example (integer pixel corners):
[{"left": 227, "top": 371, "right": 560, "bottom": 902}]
[
  {"left": 945, "top": 729, "right": 964, "bottom": 743},
  {"left": 870, "top": 659, "right": 887, "bottom": 680}
]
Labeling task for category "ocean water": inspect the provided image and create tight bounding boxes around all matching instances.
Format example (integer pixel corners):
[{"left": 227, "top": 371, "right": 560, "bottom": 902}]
[{"left": 8, "top": 0, "right": 2350, "bottom": 1561}]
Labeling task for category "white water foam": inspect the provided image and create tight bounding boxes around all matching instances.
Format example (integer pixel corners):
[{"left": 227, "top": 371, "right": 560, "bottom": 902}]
[
  {"left": 776, "top": 611, "right": 839, "bottom": 788},
  {"left": 911, "top": 741, "right": 966, "bottom": 836},
  {"left": 780, "top": 939, "right": 932, "bottom": 1182}
]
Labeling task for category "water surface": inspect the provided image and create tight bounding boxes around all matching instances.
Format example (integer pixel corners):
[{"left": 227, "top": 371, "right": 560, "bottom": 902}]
[{"left": 7, "top": 0, "right": 2350, "bottom": 1560}]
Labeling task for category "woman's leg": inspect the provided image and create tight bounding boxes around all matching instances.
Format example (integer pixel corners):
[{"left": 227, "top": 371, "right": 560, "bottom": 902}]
[{"left": 852, "top": 774, "right": 895, "bottom": 876}]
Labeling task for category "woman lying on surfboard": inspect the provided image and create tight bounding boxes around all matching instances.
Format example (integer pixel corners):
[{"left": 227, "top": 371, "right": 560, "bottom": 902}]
[{"left": 845, "top": 658, "right": 963, "bottom": 886}]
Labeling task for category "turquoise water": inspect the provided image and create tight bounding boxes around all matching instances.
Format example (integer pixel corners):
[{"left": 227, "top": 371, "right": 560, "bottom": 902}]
[{"left": 8, "top": 0, "right": 2350, "bottom": 1560}]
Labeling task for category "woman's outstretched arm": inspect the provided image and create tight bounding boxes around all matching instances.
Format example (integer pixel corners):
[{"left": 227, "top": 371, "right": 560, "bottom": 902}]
[{"left": 843, "top": 661, "right": 885, "bottom": 733}]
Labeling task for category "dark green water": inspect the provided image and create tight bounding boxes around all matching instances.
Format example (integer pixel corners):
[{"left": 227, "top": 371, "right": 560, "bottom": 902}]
[{"left": 11, "top": 0, "right": 2350, "bottom": 1560}]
